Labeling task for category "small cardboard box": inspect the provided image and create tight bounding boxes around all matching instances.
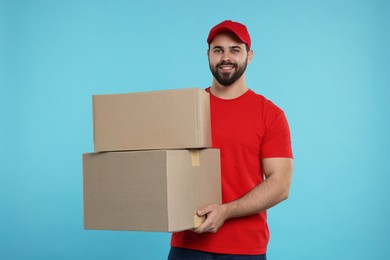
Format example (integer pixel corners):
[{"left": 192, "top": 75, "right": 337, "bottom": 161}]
[
  {"left": 82, "top": 148, "right": 221, "bottom": 232},
  {"left": 92, "top": 88, "right": 211, "bottom": 152}
]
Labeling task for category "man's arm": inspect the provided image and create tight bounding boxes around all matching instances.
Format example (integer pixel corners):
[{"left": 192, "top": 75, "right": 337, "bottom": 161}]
[{"left": 193, "top": 157, "right": 293, "bottom": 233}]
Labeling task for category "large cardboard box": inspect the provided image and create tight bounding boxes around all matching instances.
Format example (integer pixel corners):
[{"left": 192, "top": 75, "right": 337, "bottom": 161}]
[
  {"left": 92, "top": 88, "right": 211, "bottom": 152},
  {"left": 83, "top": 148, "right": 221, "bottom": 232}
]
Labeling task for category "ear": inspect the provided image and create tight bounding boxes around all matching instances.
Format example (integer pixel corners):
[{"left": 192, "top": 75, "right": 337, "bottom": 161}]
[{"left": 247, "top": 49, "right": 254, "bottom": 64}]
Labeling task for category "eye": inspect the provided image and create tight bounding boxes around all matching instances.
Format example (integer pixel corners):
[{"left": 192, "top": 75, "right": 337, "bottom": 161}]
[
  {"left": 231, "top": 48, "right": 240, "bottom": 53},
  {"left": 213, "top": 49, "right": 223, "bottom": 54}
]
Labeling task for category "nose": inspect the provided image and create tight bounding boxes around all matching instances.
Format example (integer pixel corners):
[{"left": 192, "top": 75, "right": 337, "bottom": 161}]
[{"left": 221, "top": 52, "right": 231, "bottom": 62}]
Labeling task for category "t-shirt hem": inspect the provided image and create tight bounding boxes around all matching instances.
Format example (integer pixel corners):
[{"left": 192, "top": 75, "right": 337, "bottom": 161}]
[
  {"left": 170, "top": 244, "right": 267, "bottom": 255},
  {"left": 261, "top": 153, "right": 294, "bottom": 159}
]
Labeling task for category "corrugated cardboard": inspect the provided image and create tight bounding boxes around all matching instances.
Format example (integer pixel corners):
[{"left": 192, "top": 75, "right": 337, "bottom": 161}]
[
  {"left": 92, "top": 88, "right": 211, "bottom": 152},
  {"left": 83, "top": 148, "right": 221, "bottom": 232}
]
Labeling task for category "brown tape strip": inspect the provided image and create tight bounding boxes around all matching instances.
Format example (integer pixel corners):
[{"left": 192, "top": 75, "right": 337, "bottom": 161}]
[
  {"left": 193, "top": 215, "right": 205, "bottom": 228},
  {"left": 190, "top": 150, "right": 200, "bottom": 167}
]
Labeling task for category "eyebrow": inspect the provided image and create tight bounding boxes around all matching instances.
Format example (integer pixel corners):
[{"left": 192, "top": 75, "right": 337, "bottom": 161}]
[{"left": 212, "top": 45, "right": 243, "bottom": 50}]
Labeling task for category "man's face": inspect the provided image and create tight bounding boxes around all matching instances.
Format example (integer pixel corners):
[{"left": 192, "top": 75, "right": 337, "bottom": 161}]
[{"left": 208, "top": 32, "right": 252, "bottom": 87}]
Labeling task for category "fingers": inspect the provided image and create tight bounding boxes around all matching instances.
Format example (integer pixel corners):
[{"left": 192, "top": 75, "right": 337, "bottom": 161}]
[
  {"left": 196, "top": 204, "right": 214, "bottom": 217},
  {"left": 193, "top": 218, "right": 215, "bottom": 233},
  {"left": 192, "top": 204, "right": 226, "bottom": 234}
]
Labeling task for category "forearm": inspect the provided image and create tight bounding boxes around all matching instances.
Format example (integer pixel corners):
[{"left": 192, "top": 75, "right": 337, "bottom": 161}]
[
  {"left": 223, "top": 174, "right": 290, "bottom": 219},
  {"left": 194, "top": 175, "right": 291, "bottom": 233},
  {"left": 194, "top": 158, "right": 293, "bottom": 233}
]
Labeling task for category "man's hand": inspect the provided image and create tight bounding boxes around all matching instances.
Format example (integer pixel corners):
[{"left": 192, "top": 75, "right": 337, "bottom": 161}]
[
  {"left": 192, "top": 158, "right": 293, "bottom": 234},
  {"left": 192, "top": 204, "right": 229, "bottom": 233}
]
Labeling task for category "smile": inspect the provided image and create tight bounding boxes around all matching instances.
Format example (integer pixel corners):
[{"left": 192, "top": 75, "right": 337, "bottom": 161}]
[{"left": 218, "top": 65, "right": 235, "bottom": 71}]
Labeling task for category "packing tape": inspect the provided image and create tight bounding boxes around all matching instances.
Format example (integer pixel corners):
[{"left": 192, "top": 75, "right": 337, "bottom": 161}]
[
  {"left": 190, "top": 150, "right": 200, "bottom": 167},
  {"left": 193, "top": 215, "right": 206, "bottom": 228}
]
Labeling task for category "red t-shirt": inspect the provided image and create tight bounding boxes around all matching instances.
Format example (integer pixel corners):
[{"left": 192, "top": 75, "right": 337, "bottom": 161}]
[{"left": 170, "top": 88, "right": 293, "bottom": 255}]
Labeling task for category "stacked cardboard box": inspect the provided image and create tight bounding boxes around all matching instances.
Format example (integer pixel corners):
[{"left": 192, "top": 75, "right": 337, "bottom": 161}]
[{"left": 82, "top": 88, "right": 222, "bottom": 232}]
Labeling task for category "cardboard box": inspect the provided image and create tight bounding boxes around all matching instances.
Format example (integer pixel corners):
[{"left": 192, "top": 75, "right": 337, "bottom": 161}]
[
  {"left": 93, "top": 88, "right": 211, "bottom": 152},
  {"left": 83, "top": 148, "right": 221, "bottom": 232}
]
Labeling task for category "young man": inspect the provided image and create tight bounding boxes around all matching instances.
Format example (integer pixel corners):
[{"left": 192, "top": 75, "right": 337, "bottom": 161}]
[{"left": 169, "top": 20, "right": 294, "bottom": 259}]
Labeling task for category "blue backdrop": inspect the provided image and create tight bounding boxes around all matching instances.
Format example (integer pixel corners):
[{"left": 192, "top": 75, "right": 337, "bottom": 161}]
[{"left": 1, "top": 0, "right": 389, "bottom": 259}]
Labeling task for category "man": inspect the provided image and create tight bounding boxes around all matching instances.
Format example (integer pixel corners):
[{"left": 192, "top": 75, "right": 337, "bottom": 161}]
[{"left": 169, "top": 20, "right": 294, "bottom": 259}]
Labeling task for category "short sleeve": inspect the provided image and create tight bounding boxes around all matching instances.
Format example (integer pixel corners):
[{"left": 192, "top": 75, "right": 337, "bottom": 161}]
[{"left": 260, "top": 102, "right": 293, "bottom": 159}]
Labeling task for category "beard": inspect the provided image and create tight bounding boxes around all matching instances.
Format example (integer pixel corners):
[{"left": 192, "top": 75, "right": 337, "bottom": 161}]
[{"left": 209, "top": 57, "right": 248, "bottom": 87}]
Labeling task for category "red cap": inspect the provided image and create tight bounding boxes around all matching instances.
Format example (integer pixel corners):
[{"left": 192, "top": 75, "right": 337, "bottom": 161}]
[{"left": 207, "top": 20, "right": 251, "bottom": 49}]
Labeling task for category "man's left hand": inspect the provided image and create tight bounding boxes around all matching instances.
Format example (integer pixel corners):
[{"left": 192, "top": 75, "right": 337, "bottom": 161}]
[{"left": 192, "top": 204, "right": 229, "bottom": 233}]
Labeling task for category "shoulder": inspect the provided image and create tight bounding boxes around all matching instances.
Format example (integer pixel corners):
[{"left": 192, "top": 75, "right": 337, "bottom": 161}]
[{"left": 249, "top": 90, "right": 285, "bottom": 116}]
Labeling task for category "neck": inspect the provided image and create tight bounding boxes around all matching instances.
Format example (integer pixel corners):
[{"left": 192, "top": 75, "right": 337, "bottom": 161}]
[{"left": 210, "top": 75, "right": 248, "bottom": 99}]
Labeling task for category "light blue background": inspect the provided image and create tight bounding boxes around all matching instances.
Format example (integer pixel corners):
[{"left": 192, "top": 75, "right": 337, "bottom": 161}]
[{"left": 1, "top": 0, "right": 389, "bottom": 259}]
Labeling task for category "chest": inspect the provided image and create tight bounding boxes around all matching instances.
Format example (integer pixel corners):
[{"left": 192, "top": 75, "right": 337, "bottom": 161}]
[{"left": 210, "top": 100, "right": 265, "bottom": 154}]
